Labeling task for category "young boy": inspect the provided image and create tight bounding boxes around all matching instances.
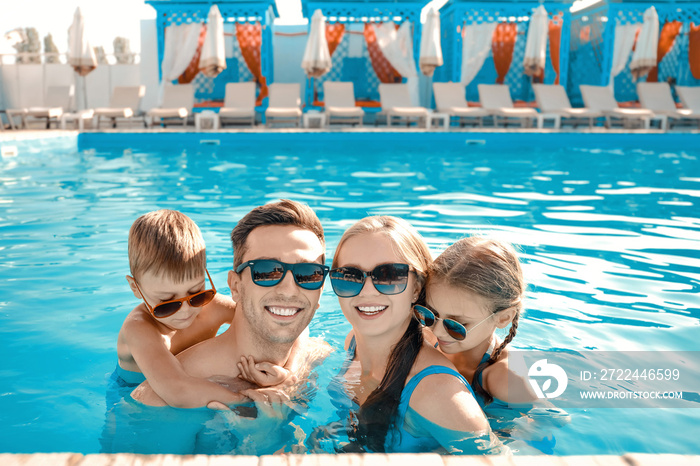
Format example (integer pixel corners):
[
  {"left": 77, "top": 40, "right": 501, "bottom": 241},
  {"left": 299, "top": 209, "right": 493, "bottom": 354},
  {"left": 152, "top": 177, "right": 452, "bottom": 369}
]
[{"left": 112, "top": 209, "right": 290, "bottom": 409}]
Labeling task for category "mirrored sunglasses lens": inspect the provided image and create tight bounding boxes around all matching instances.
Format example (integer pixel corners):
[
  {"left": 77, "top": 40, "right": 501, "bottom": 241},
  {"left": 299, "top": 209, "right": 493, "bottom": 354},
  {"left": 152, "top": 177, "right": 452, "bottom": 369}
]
[
  {"left": 153, "top": 301, "right": 182, "bottom": 318},
  {"left": 189, "top": 290, "right": 215, "bottom": 308},
  {"left": 372, "top": 264, "right": 409, "bottom": 295},
  {"left": 443, "top": 319, "right": 467, "bottom": 340},
  {"left": 251, "top": 261, "right": 285, "bottom": 286},
  {"left": 293, "top": 264, "right": 326, "bottom": 290},
  {"left": 330, "top": 267, "right": 364, "bottom": 297},
  {"left": 413, "top": 305, "right": 434, "bottom": 326}
]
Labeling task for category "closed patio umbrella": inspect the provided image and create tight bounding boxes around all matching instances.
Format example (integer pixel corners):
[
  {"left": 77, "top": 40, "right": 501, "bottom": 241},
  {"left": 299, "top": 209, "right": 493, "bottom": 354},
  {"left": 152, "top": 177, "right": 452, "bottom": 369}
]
[
  {"left": 523, "top": 5, "right": 549, "bottom": 77},
  {"left": 301, "top": 9, "right": 331, "bottom": 78},
  {"left": 199, "top": 4, "right": 226, "bottom": 78},
  {"left": 419, "top": 7, "right": 442, "bottom": 77},
  {"left": 68, "top": 7, "right": 97, "bottom": 109},
  {"left": 630, "top": 6, "right": 659, "bottom": 81}
]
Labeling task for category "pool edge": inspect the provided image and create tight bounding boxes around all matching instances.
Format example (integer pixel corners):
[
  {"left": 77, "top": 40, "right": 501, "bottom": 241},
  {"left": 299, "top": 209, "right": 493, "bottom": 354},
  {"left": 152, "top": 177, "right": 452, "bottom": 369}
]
[{"left": 0, "top": 453, "right": 698, "bottom": 465}]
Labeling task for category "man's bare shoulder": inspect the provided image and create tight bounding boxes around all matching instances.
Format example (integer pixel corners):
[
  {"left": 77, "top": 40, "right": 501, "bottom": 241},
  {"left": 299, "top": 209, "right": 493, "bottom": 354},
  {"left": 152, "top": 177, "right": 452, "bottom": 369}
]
[{"left": 177, "top": 332, "right": 236, "bottom": 378}]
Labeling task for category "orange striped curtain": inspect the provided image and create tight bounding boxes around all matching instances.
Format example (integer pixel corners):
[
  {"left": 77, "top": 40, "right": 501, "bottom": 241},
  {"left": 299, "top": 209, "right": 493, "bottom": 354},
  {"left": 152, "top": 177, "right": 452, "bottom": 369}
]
[
  {"left": 236, "top": 22, "right": 268, "bottom": 105},
  {"left": 326, "top": 23, "right": 345, "bottom": 56},
  {"left": 647, "top": 21, "right": 682, "bottom": 82},
  {"left": 492, "top": 22, "right": 517, "bottom": 84},
  {"left": 363, "top": 23, "right": 402, "bottom": 83},
  {"left": 691, "top": 23, "right": 700, "bottom": 79},
  {"left": 178, "top": 25, "right": 207, "bottom": 84},
  {"left": 549, "top": 15, "right": 563, "bottom": 84}
]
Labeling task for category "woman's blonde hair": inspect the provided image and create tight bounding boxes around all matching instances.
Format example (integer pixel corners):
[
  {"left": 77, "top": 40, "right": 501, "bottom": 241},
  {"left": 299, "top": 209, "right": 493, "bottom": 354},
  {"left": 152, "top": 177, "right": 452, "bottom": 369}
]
[{"left": 128, "top": 209, "right": 206, "bottom": 282}]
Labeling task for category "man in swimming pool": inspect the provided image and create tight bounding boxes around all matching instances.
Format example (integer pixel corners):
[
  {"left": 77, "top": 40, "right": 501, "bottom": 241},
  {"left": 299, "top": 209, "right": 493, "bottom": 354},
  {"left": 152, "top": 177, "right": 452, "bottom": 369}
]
[{"left": 132, "top": 199, "right": 332, "bottom": 411}]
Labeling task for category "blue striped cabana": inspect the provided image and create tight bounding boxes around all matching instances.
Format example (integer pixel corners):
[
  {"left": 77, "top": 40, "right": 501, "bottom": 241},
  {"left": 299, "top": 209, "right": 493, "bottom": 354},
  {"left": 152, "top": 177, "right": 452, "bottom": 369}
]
[
  {"left": 299, "top": 0, "right": 426, "bottom": 109},
  {"left": 569, "top": 0, "right": 700, "bottom": 106},
  {"left": 145, "top": 0, "right": 278, "bottom": 106},
  {"left": 437, "top": 0, "right": 574, "bottom": 104}
]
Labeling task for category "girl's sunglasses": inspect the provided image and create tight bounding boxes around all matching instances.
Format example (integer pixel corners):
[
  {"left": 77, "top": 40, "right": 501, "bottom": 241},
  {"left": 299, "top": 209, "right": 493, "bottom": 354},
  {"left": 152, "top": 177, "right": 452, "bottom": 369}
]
[
  {"left": 330, "top": 263, "right": 410, "bottom": 298},
  {"left": 135, "top": 269, "right": 217, "bottom": 319},
  {"left": 413, "top": 304, "right": 493, "bottom": 341},
  {"left": 235, "top": 259, "right": 329, "bottom": 290}
]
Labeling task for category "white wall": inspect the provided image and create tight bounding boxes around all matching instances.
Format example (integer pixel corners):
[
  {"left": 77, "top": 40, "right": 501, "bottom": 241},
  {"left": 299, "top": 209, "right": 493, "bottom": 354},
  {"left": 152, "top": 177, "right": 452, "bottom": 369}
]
[{"left": 139, "top": 19, "right": 159, "bottom": 111}]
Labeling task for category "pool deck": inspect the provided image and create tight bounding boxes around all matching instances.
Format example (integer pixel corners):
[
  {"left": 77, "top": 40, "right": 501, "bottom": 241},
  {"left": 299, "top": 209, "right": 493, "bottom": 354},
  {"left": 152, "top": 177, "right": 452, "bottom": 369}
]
[{"left": 2, "top": 453, "right": 700, "bottom": 465}]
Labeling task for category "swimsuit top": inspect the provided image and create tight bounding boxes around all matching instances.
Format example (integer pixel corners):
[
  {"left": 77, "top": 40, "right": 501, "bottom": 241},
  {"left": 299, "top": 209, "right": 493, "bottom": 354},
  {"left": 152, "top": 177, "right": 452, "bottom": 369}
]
[{"left": 339, "top": 336, "right": 485, "bottom": 453}]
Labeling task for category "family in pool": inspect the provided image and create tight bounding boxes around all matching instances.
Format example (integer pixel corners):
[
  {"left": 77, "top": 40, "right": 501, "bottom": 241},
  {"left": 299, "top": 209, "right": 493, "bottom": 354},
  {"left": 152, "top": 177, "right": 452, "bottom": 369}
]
[{"left": 103, "top": 199, "right": 568, "bottom": 455}]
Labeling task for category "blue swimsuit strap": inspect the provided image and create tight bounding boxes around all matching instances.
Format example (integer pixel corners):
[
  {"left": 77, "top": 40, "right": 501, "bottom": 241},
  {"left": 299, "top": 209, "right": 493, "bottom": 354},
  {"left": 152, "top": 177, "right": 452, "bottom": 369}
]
[{"left": 397, "top": 365, "right": 472, "bottom": 423}]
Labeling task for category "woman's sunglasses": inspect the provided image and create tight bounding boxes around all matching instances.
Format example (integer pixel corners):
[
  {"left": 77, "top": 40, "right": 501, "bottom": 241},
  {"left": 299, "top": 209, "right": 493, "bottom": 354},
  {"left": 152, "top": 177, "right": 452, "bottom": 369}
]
[
  {"left": 413, "top": 303, "right": 493, "bottom": 341},
  {"left": 330, "top": 263, "right": 410, "bottom": 298},
  {"left": 235, "top": 259, "right": 329, "bottom": 290},
  {"left": 135, "top": 269, "right": 217, "bottom": 319}
]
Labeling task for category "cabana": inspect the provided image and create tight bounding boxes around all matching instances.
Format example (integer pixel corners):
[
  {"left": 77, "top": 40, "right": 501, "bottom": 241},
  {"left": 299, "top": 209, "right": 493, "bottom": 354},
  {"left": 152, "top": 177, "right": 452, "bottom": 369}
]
[
  {"left": 569, "top": 0, "right": 700, "bottom": 106},
  {"left": 145, "top": 0, "right": 278, "bottom": 109},
  {"left": 299, "top": 0, "right": 426, "bottom": 111},
  {"left": 437, "top": 0, "right": 574, "bottom": 105}
]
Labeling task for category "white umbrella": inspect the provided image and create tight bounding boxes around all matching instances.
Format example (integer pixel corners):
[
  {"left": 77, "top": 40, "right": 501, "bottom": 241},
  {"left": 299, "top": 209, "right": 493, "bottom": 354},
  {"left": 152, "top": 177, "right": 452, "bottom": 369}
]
[
  {"left": 68, "top": 7, "right": 97, "bottom": 76},
  {"left": 199, "top": 4, "right": 226, "bottom": 78},
  {"left": 522, "top": 5, "right": 549, "bottom": 77},
  {"left": 630, "top": 6, "right": 659, "bottom": 81},
  {"left": 68, "top": 7, "right": 97, "bottom": 109},
  {"left": 419, "top": 7, "right": 443, "bottom": 77},
  {"left": 301, "top": 9, "right": 331, "bottom": 78}
]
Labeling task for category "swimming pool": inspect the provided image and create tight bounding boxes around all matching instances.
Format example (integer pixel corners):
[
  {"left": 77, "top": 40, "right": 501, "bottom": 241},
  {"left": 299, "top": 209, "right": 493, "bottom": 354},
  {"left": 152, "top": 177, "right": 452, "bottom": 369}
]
[{"left": 0, "top": 131, "right": 698, "bottom": 455}]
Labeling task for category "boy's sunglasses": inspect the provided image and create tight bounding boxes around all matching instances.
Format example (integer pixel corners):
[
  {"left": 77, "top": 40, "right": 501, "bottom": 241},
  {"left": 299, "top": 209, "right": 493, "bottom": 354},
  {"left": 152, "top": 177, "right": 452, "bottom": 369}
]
[
  {"left": 330, "top": 263, "right": 410, "bottom": 298},
  {"left": 235, "top": 259, "right": 329, "bottom": 290},
  {"left": 413, "top": 304, "right": 493, "bottom": 341},
  {"left": 135, "top": 269, "right": 217, "bottom": 319}
]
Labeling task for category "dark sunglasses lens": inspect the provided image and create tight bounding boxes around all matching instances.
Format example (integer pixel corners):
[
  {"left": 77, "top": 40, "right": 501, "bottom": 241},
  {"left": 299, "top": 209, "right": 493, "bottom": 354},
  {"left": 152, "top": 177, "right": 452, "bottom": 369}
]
[
  {"left": 189, "top": 290, "right": 216, "bottom": 308},
  {"left": 330, "top": 267, "right": 364, "bottom": 297},
  {"left": 372, "top": 263, "right": 409, "bottom": 295},
  {"left": 250, "top": 260, "right": 285, "bottom": 286},
  {"left": 153, "top": 301, "right": 183, "bottom": 318},
  {"left": 293, "top": 264, "right": 326, "bottom": 290},
  {"left": 413, "top": 305, "right": 435, "bottom": 326},
  {"left": 443, "top": 319, "right": 467, "bottom": 340}
]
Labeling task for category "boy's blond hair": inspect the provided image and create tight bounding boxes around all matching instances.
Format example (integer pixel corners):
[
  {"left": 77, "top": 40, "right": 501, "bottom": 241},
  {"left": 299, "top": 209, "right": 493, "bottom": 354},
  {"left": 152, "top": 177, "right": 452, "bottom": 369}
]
[{"left": 128, "top": 209, "right": 206, "bottom": 282}]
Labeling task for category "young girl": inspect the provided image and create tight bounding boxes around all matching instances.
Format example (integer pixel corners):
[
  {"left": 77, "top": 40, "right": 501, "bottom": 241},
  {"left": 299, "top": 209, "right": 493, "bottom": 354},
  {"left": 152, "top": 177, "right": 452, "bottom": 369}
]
[
  {"left": 328, "top": 216, "right": 499, "bottom": 454},
  {"left": 416, "top": 235, "right": 535, "bottom": 408}
]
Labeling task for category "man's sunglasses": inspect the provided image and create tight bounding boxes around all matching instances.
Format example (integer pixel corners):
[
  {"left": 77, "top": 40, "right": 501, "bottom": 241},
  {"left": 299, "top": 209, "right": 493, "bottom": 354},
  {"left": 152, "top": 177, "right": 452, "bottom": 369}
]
[
  {"left": 135, "top": 269, "right": 217, "bottom": 319},
  {"left": 330, "top": 263, "right": 410, "bottom": 298},
  {"left": 235, "top": 259, "right": 329, "bottom": 290},
  {"left": 413, "top": 303, "right": 493, "bottom": 341}
]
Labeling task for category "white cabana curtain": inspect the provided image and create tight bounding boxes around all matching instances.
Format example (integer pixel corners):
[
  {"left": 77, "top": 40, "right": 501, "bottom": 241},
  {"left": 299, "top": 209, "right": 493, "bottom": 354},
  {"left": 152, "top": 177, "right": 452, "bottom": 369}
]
[
  {"left": 161, "top": 22, "right": 204, "bottom": 82},
  {"left": 301, "top": 9, "right": 332, "bottom": 78},
  {"left": 609, "top": 23, "right": 641, "bottom": 89},
  {"left": 199, "top": 4, "right": 226, "bottom": 78},
  {"left": 629, "top": 6, "right": 659, "bottom": 80},
  {"left": 523, "top": 5, "right": 549, "bottom": 77},
  {"left": 375, "top": 21, "right": 420, "bottom": 105},
  {"left": 419, "top": 8, "right": 443, "bottom": 76},
  {"left": 460, "top": 22, "right": 497, "bottom": 85}
]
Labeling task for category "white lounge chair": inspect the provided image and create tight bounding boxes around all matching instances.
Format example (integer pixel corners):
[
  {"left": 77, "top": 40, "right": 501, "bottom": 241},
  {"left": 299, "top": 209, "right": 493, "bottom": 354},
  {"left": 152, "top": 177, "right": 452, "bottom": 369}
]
[
  {"left": 580, "top": 84, "right": 664, "bottom": 130},
  {"left": 323, "top": 81, "right": 364, "bottom": 126},
  {"left": 532, "top": 84, "right": 602, "bottom": 129},
  {"left": 676, "top": 86, "right": 700, "bottom": 114},
  {"left": 93, "top": 85, "right": 146, "bottom": 128},
  {"left": 432, "top": 82, "right": 488, "bottom": 127},
  {"left": 219, "top": 82, "right": 256, "bottom": 126},
  {"left": 146, "top": 84, "right": 193, "bottom": 127},
  {"left": 638, "top": 82, "right": 700, "bottom": 129},
  {"left": 264, "top": 83, "right": 302, "bottom": 127},
  {"left": 477, "top": 84, "right": 538, "bottom": 127},
  {"left": 378, "top": 83, "right": 429, "bottom": 127},
  {"left": 6, "top": 85, "right": 75, "bottom": 129}
]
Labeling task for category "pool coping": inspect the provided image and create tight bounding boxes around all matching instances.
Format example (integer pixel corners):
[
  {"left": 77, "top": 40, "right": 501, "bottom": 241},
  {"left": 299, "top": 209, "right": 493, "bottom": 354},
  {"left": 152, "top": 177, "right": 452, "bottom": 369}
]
[{"left": 1, "top": 452, "right": 699, "bottom": 465}]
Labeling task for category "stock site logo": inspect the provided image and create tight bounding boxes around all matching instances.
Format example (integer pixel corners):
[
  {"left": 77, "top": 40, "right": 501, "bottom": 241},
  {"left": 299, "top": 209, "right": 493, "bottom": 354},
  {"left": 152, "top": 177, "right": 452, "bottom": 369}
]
[{"left": 528, "top": 359, "right": 568, "bottom": 399}]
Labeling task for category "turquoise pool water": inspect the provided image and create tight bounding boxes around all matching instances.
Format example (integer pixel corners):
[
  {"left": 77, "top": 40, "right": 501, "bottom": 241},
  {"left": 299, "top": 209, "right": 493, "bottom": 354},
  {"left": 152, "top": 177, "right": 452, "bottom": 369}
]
[{"left": 0, "top": 132, "right": 698, "bottom": 455}]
